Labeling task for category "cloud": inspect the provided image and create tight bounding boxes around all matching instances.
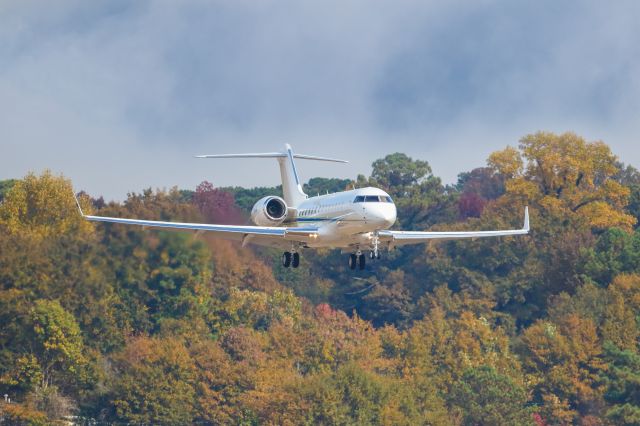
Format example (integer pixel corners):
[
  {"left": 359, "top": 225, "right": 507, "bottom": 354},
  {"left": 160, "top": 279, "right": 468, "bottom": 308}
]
[{"left": 1, "top": 0, "right": 639, "bottom": 200}]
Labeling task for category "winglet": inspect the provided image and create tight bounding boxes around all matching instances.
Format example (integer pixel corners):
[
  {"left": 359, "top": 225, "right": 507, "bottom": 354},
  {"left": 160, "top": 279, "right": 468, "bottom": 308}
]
[
  {"left": 523, "top": 206, "right": 529, "bottom": 232},
  {"left": 72, "top": 191, "right": 85, "bottom": 217}
]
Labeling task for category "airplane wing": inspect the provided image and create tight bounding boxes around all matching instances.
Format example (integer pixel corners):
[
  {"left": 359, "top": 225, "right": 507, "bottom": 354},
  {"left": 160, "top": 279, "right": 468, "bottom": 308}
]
[
  {"left": 73, "top": 194, "right": 318, "bottom": 245},
  {"left": 378, "top": 207, "right": 529, "bottom": 247}
]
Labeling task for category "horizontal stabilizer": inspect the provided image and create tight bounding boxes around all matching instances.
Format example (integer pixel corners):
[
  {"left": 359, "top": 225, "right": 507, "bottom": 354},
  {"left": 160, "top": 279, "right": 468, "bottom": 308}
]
[
  {"left": 194, "top": 153, "right": 284, "bottom": 159},
  {"left": 195, "top": 153, "right": 348, "bottom": 163}
]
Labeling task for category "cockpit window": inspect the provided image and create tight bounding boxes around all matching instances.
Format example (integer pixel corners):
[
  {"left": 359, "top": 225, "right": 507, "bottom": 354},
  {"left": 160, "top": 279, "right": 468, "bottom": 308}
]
[{"left": 354, "top": 195, "right": 394, "bottom": 203}]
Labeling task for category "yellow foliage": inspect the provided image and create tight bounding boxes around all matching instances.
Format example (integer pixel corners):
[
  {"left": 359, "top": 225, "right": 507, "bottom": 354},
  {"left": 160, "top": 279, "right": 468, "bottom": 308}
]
[
  {"left": 488, "top": 131, "right": 636, "bottom": 231},
  {"left": 487, "top": 146, "right": 523, "bottom": 178},
  {"left": 0, "top": 170, "right": 94, "bottom": 239},
  {"left": 601, "top": 274, "right": 640, "bottom": 351},
  {"left": 521, "top": 314, "right": 607, "bottom": 423}
]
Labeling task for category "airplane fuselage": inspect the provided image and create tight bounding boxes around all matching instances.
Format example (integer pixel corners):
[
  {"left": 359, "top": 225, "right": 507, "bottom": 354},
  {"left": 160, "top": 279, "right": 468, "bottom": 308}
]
[{"left": 286, "top": 187, "right": 397, "bottom": 248}]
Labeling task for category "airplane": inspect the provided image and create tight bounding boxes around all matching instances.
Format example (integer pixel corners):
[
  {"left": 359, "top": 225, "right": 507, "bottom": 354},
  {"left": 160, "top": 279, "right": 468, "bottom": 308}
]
[{"left": 74, "top": 144, "right": 529, "bottom": 270}]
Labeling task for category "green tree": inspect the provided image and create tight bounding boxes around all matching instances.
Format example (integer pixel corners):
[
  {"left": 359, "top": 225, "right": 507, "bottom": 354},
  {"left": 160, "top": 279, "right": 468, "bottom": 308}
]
[
  {"left": 0, "top": 178, "right": 17, "bottom": 203},
  {"left": 602, "top": 342, "right": 640, "bottom": 425},
  {"left": 451, "top": 366, "right": 532, "bottom": 426},
  {"left": 304, "top": 177, "right": 352, "bottom": 196},
  {"left": 29, "top": 300, "right": 88, "bottom": 390},
  {"left": 581, "top": 228, "right": 640, "bottom": 285}
]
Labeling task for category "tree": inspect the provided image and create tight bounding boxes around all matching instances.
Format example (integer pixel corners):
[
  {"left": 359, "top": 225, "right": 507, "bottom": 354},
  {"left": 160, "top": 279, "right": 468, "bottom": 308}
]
[
  {"left": 456, "top": 167, "right": 506, "bottom": 219},
  {"left": 488, "top": 131, "right": 635, "bottom": 230},
  {"left": 581, "top": 228, "right": 640, "bottom": 285},
  {"left": 0, "top": 179, "right": 17, "bottom": 203},
  {"left": 370, "top": 153, "right": 433, "bottom": 197},
  {"left": 0, "top": 171, "right": 93, "bottom": 238},
  {"left": 110, "top": 336, "right": 197, "bottom": 425},
  {"left": 28, "top": 300, "right": 88, "bottom": 391},
  {"left": 451, "top": 366, "right": 532, "bottom": 425},
  {"left": 519, "top": 314, "right": 607, "bottom": 422},
  {"left": 602, "top": 343, "right": 640, "bottom": 425},
  {"left": 193, "top": 181, "right": 243, "bottom": 224},
  {"left": 304, "top": 177, "right": 352, "bottom": 196},
  {"left": 299, "top": 363, "right": 421, "bottom": 425}
]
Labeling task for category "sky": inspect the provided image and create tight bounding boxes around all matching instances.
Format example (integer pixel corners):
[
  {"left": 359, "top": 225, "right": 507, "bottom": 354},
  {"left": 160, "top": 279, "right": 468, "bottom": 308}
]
[{"left": 2, "top": 0, "right": 639, "bottom": 200}]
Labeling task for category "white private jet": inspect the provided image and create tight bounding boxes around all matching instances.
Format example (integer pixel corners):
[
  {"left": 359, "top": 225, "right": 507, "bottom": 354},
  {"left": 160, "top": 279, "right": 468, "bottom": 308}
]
[{"left": 75, "top": 144, "right": 529, "bottom": 270}]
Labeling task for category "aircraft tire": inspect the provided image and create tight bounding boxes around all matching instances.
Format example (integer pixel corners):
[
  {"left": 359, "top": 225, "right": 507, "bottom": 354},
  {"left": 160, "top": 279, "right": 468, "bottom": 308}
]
[
  {"left": 349, "top": 254, "right": 357, "bottom": 270},
  {"left": 358, "top": 254, "right": 366, "bottom": 270},
  {"left": 292, "top": 252, "right": 300, "bottom": 268},
  {"left": 282, "top": 252, "right": 292, "bottom": 268}
]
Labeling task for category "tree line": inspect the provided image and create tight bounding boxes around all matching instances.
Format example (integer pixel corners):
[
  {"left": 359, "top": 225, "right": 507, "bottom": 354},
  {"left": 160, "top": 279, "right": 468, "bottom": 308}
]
[{"left": 2, "top": 131, "right": 640, "bottom": 425}]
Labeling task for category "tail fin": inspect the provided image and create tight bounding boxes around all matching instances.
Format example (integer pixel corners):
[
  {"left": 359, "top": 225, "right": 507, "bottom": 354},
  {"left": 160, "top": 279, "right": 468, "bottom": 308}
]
[{"left": 196, "top": 144, "right": 348, "bottom": 207}]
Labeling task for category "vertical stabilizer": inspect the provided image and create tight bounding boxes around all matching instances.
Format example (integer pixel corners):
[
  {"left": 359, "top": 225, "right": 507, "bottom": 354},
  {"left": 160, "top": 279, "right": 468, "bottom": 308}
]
[
  {"left": 195, "top": 144, "right": 348, "bottom": 208},
  {"left": 278, "top": 144, "right": 308, "bottom": 207}
]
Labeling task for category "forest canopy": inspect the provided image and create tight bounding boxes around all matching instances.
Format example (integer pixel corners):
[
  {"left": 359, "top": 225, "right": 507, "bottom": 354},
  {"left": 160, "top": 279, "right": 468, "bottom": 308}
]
[{"left": 2, "top": 131, "right": 640, "bottom": 425}]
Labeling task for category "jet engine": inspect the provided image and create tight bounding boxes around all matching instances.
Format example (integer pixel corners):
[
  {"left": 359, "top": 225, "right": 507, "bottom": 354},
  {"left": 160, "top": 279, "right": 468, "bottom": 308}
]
[{"left": 250, "top": 196, "right": 288, "bottom": 226}]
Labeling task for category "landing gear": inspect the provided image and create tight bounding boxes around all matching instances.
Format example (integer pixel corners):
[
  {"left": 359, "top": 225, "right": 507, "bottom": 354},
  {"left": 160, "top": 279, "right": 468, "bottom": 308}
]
[
  {"left": 349, "top": 250, "right": 366, "bottom": 270},
  {"left": 371, "top": 233, "right": 381, "bottom": 260},
  {"left": 369, "top": 251, "right": 381, "bottom": 260},
  {"left": 282, "top": 251, "right": 300, "bottom": 268},
  {"left": 349, "top": 254, "right": 357, "bottom": 270}
]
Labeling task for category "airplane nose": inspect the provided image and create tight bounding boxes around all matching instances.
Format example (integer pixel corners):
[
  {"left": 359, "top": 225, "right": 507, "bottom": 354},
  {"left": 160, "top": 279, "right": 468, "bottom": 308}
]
[
  {"left": 368, "top": 205, "right": 396, "bottom": 227},
  {"left": 382, "top": 207, "right": 397, "bottom": 227}
]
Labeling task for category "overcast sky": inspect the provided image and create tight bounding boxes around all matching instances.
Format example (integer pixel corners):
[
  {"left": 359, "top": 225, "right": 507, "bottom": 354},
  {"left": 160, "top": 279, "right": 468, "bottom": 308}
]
[{"left": 2, "top": 0, "right": 639, "bottom": 200}]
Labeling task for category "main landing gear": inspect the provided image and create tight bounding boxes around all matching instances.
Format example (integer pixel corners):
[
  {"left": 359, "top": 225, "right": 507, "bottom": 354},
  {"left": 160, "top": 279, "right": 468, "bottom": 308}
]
[
  {"left": 348, "top": 248, "right": 380, "bottom": 270},
  {"left": 348, "top": 236, "right": 382, "bottom": 271},
  {"left": 349, "top": 253, "right": 366, "bottom": 270},
  {"left": 282, "top": 251, "right": 300, "bottom": 268}
]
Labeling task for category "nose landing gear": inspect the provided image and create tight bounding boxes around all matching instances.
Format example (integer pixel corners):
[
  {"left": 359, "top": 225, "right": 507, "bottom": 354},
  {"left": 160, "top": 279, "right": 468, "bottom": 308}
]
[{"left": 349, "top": 249, "right": 366, "bottom": 270}]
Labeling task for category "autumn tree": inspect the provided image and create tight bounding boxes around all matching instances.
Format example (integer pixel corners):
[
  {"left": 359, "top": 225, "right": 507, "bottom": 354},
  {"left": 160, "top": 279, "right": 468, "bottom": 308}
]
[
  {"left": 518, "top": 314, "right": 608, "bottom": 423},
  {"left": 0, "top": 171, "right": 93, "bottom": 239},
  {"left": 109, "top": 336, "right": 197, "bottom": 425},
  {"left": 193, "top": 180, "right": 243, "bottom": 224},
  {"left": 488, "top": 131, "right": 635, "bottom": 230},
  {"left": 456, "top": 167, "right": 506, "bottom": 219}
]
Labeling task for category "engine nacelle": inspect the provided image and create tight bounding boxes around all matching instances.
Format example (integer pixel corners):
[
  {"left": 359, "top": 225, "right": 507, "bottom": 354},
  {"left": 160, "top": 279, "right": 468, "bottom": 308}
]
[{"left": 250, "top": 196, "right": 288, "bottom": 226}]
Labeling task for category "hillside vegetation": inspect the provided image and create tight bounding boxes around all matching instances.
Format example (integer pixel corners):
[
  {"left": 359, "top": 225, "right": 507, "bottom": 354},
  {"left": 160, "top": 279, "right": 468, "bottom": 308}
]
[{"left": 2, "top": 131, "right": 640, "bottom": 425}]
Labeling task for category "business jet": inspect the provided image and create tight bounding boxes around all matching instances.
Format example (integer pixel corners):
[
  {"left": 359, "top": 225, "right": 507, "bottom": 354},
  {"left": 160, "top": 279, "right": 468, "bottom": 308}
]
[{"left": 75, "top": 144, "right": 529, "bottom": 270}]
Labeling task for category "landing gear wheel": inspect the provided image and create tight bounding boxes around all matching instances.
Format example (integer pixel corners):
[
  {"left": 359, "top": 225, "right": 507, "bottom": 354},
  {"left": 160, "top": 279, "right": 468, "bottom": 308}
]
[
  {"left": 282, "top": 252, "right": 292, "bottom": 268},
  {"left": 349, "top": 254, "right": 357, "bottom": 270},
  {"left": 292, "top": 252, "right": 300, "bottom": 268},
  {"left": 358, "top": 254, "right": 366, "bottom": 270}
]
